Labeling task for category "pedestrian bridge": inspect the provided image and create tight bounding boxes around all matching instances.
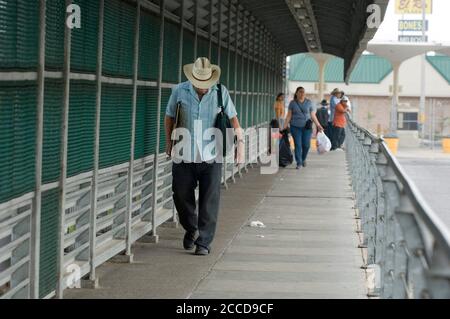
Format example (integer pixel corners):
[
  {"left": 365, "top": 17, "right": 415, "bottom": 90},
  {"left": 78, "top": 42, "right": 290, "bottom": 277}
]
[
  {"left": 1, "top": 0, "right": 450, "bottom": 299},
  {"left": 65, "top": 148, "right": 368, "bottom": 299}
]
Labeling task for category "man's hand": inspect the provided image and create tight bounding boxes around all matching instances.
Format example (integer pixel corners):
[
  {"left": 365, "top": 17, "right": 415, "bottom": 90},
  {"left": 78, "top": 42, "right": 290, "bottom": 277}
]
[
  {"left": 235, "top": 139, "right": 245, "bottom": 165},
  {"left": 166, "top": 141, "right": 173, "bottom": 158},
  {"left": 317, "top": 125, "right": 324, "bottom": 133}
]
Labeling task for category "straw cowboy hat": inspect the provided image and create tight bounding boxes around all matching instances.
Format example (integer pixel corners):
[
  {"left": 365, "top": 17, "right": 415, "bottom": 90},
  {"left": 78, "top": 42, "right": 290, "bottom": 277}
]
[
  {"left": 331, "top": 88, "right": 341, "bottom": 95},
  {"left": 183, "top": 57, "right": 221, "bottom": 89}
]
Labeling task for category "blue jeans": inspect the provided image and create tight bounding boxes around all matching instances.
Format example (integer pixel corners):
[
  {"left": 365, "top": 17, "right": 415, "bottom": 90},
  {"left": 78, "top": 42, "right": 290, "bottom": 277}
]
[
  {"left": 277, "top": 118, "right": 285, "bottom": 130},
  {"left": 290, "top": 125, "right": 312, "bottom": 166}
]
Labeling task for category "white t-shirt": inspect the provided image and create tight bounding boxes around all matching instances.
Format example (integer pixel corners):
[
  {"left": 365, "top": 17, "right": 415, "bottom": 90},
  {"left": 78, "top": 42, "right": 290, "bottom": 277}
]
[{"left": 344, "top": 96, "right": 352, "bottom": 111}]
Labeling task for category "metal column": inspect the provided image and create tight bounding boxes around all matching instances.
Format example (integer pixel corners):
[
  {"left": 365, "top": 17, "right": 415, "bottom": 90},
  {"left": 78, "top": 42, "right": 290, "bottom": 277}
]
[
  {"left": 193, "top": 0, "right": 198, "bottom": 58},
  {"left": 31, "top": 0, "right": 46, "bottom": 299},
  {"left": 149, "top": 0, "right": 166, "bottom": 243},
  {"left": 217, "top": 0, "right": 223, "bottom": 66},
  {"left": 172, "top": 0, "right": 185, "bottom": 225},
  {"left": 125, "top": 1, "right": 141, "bottom": 258},
  {"left": 226, "top": 0, "right": 236, "bottom": 182},
  {"left": 178, "top": 0, "right": 185, "bottom": 83},
  {"left": 234, "top": 4, "right": 243, "bottom": 178},
  {"left": 87, "top": 0, "right": 104, "bottom": 287},
  {"left": 208, "top": 0, "right": 214, "bottom": 60},
  {"left": 56, "top": 0, "right": 73, "bottom": 299}
]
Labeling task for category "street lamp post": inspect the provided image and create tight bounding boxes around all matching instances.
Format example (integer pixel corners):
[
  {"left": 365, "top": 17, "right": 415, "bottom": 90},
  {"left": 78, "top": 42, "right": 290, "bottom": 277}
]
[{"left": 419, "top": 0, "right": 427, "bottom": 140}]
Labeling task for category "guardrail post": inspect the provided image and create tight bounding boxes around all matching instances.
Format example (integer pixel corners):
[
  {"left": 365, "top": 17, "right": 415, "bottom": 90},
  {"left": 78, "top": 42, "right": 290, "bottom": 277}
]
[
  {"left": 395, "top": 208, "right": 430, "bottom": 298},
  {"left": 360, "top": 136, "right": 377, "bottom": 266},
  {"left": 426, "top": 243, "right": 450, "bottom": 298},
  {"left": 369, "top": 140, "right": 385, "bottom": 297},
  {"left": 376, "top": 153, "right": 407, "bottom": 299}
]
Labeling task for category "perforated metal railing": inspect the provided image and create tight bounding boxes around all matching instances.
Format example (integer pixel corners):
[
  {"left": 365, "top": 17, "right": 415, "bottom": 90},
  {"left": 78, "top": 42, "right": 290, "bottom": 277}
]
[
  {"left": 346, "top": 118, "right": 450, "bottom": 299},
  {"left": 0, "top": 0, "right": 283, "bottom": 299}
]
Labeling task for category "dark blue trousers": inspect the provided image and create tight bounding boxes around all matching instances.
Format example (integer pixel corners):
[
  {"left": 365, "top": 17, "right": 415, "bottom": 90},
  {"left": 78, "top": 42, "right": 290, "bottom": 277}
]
[{"left": 172, "top": 162, "right": 222, "bottom": 249}]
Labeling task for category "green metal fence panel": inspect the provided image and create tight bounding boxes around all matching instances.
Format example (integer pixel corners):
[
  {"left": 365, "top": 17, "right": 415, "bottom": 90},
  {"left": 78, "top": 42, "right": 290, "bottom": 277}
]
[
  {"left": 249, "top": 95, "right": 254, "bottom": 126},
  {"left": 103, "top": 0, "right": 136, "bottom": 77},
  {"left": 45, "top": 0, "right": 66, "bottom": 70},
  {"left": 243, "top": 58, "right": 249, "bottom": 92},
  {"left": 253, "top": 96, "right": 257, "bottom": 126},
  {"left": 0, "top": 82, "right": 36, "bottom": 204},
  {"left": 159, "top": 88, "right": 172, "bottom": 153},
  {"left": 182, "top": 30, "right": 195, "bottom": 82},
  {"left": 197, "top": 36, "right": 209, "bottom": 60},
  {"left": 235, "top": 92, "right": 241, "bottom": 124},
  {"left": 39, "top": 187, "right": 59, "bottom": 298},
  {"left": 244, "top": 100, "right": 248, "bottom": 129},
  {"left": 220, "top": 47, "right": 228, "bottom": 87},
  {"left": 162, "top": 20, "right": 180, "bottom": 84},
  {"left": 236, "top": 57, "right": 242, "bottom": 91},
  {"left": 0, "top": 0, "right": 39, "bottom": 69},
  {"left": 67, "top": 81, "right": 96, "bottom": 177},
  {"left": 211, "top": 43, "right": 218, "bottom": 65},
  {"left": 256, "top": 64, "right": 261, "bottom": 93},
  {"left": 99, "top": 85, "right": 133, "bottom": 168},
  {"left": 135, "top": 87, "right": 158, "bottom": 159},
  {"left": 229, "top": 52, "right": 235, "bottom": 89},
  {"left": 138, "top": 10, "right": 160, "bottom": 81},
  {"left": 249, "top": 62, "right": 254, "bottom": 92},
  {"left": 71, "top": 0, "right": 100, "bottom": 73},
  {"left": 42, "top": 80, "right": 63, "bottom": 184},
  {"left": 240, "top": 94, "right": 246, "bottom": 129}
]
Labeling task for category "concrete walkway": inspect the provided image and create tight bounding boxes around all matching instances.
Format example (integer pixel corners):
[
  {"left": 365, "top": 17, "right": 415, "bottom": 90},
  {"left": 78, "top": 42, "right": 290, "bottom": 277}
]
[{"left": 65, "top": 151, "right": 367, "bottom": 299}]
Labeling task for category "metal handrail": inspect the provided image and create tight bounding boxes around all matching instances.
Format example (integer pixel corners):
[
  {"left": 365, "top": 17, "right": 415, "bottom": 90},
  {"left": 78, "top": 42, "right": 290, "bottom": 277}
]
[
  {"left": 351, "top": 119, "right": 450, "bottom": 254},
  {"left": 346, "top": 117, "right": 450, "bottom": 299}
]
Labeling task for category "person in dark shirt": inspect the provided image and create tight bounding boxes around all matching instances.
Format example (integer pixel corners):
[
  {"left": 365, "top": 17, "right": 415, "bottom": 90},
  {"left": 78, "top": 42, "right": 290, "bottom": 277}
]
[{"left": 316, "top": 99, "right": 331, "bottom": 140}]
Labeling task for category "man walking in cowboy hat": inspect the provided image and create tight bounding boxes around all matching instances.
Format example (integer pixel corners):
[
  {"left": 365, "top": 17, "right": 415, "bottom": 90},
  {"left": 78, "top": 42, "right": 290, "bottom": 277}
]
[{"left": 164, "top": 57, "right": 244, "bottom": 256}]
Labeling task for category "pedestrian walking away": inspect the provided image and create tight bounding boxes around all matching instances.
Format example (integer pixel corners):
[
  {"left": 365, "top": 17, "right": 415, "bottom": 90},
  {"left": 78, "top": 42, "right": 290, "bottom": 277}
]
[
  {"left": 283, "top": 87, "right": 324, "bottom": 169},
  {"left": 316, "top": 99, "right": 330, "bottom": 140},
  {"left": 164, "top": 57, "right": 244, "bottom": 256}
]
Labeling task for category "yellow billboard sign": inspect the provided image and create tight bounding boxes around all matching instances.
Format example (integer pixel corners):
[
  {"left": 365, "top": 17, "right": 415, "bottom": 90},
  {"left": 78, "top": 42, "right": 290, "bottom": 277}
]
[{"left": 395, "top": 0, "right": 432, "bottom": 14}]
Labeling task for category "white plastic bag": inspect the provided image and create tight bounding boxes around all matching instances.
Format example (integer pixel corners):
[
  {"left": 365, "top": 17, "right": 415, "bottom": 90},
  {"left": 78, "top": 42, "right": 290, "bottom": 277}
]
[
  {"left": 249, "top": 221, "right": 266, "bottom": 228},
  {"left": 317, "top": 132, "right": 331, "bottom": 155}
]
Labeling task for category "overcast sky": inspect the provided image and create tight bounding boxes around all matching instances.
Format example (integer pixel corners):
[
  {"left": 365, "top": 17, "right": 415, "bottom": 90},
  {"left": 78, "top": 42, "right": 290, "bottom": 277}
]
[{"left": 372, "top": 0, "right": 450, "bottom": 44}]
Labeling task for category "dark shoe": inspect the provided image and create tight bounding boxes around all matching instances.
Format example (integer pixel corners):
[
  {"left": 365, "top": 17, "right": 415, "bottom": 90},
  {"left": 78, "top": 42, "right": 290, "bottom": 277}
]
[
  {"left": 194, "top": 245, "right": 210, "bottom": 256},
  {"left": 183, "top": 232, "right": 196, "bottom": 250},
  {"left": 302, "top": 161, "right": 307, "bottom": 167}
]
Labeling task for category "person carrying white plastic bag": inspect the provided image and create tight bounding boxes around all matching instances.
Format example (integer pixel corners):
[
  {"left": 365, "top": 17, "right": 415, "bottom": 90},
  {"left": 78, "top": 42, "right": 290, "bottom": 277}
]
[{"left": 316, "top": 131, "right": 331, "bottom": 155}]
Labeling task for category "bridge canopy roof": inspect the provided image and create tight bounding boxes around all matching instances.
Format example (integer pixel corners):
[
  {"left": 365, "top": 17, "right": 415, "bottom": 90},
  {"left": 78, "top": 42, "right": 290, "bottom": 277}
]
[
  {"left": 167, "top": 0, "right": 389, "bottom": 83},
  {"left": 238, "top": 0, "right": 389, "bottom": 82}
]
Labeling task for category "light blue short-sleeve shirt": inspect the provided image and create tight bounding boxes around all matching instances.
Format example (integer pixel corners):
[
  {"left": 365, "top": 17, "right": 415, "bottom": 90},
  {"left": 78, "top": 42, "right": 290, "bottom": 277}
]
[
  {"left": 165, "top": 81, "right": 237, "bottom": 163},
  {"left": 329, "top": 95, "right": 340, "bottom": 123}
]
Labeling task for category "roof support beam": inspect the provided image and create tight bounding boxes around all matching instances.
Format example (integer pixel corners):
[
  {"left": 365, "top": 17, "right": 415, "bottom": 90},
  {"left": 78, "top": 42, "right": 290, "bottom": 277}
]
[{"left": 285, "top": 0, "right": 322, "bottom": 53}]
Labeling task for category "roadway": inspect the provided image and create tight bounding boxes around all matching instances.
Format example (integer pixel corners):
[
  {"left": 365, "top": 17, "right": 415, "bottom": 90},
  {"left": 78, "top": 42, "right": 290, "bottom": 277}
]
[{"left": 397, "top": 147, "right": 450, "bottom": 230}]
